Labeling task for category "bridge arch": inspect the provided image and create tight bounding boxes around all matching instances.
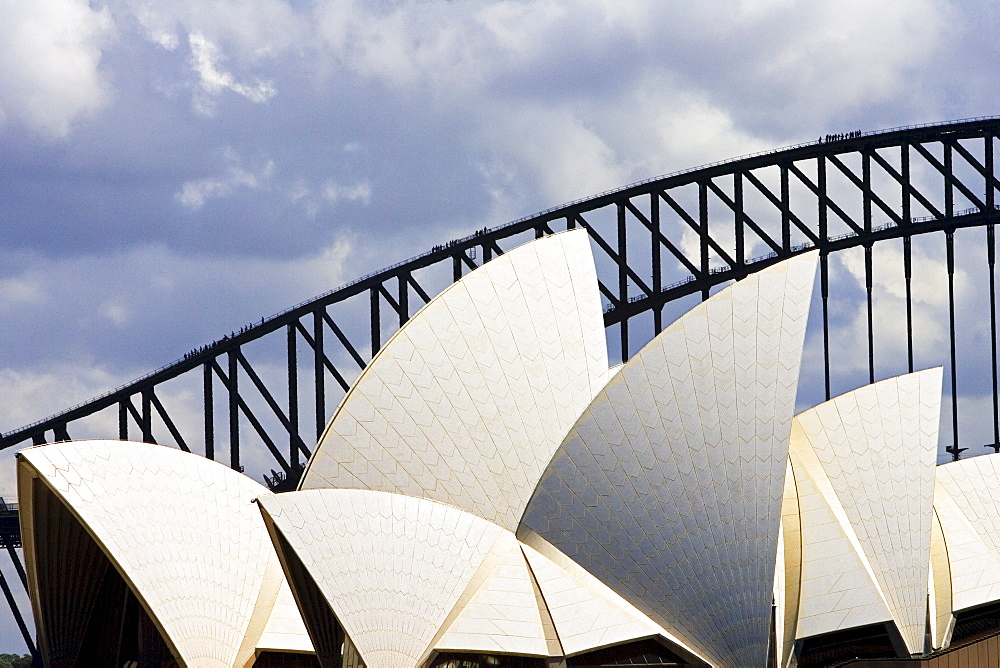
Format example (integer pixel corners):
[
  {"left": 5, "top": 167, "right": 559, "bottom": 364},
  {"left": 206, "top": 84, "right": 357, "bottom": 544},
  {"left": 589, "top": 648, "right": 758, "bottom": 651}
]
[
  {"left": 4, "top": 116, "right": 1000, "bottom": 657},
  {"left": 5, "top": 117, "right": 1000, "bottom": 463}
]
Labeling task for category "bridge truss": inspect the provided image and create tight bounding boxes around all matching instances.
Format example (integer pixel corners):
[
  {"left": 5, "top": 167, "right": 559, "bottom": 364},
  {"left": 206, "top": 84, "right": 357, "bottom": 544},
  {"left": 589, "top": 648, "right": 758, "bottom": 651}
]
[{"left": 4, "top": 117, "right": 1000, "bottom": 655}]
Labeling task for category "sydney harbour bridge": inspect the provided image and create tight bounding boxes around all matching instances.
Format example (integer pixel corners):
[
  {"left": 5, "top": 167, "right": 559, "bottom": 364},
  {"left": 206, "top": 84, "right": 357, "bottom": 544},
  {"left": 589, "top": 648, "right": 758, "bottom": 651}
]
[{"left": 4, "top": 117, "right": 1000, "bottom": 657}]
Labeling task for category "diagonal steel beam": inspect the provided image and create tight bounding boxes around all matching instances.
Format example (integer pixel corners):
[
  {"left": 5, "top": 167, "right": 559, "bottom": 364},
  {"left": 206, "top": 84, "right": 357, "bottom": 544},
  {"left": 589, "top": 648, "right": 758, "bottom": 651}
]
[
  {"left": 623, "top": 199, "right": 701, "bottom": 275},
  {"left": 319, "top": 312, "right": 367, "bottom": 370},
  {"left": 0, "top": 564, "right": 36, "bottom": 658},
  {"left": 946, "top": 138, "right": 1000, "bottom": 196},
  {"left": 825, "top": 153, "right": 906, "bottom": 225},
  {"left": 294, "top": 321, "right": 352, "bottom": 393},
  {"left": 210, "top": 359, "right": 290, "bottom": 473},
  {"left": 703, "top": 179, "right": 785, "bottom": 253},
  {"left": 868, "top": 147, "right": 945, "bottom": 220},
  {"left": 148, "top": 391, "right": 190, "bottom": 453},
  {"left": 405, "top": 274, "right": 432, "bottom": 305},
  {"left": 708, "top": 175, "right": 783, "bottom": 254},
  {"left": 576, "top": 214, "right": 654, "bottom": 296},
  {"left": 741, "top": 169, "right": 816, "bottom": 247},
  {"left": 658, "top": 189, "right": 740, "bottom": 267},
  {"left": 235, "top": 351, "right": 311, "bottom": 460},
  {"left": 910, "top": 141, "right": 987, "bottom": 211}
]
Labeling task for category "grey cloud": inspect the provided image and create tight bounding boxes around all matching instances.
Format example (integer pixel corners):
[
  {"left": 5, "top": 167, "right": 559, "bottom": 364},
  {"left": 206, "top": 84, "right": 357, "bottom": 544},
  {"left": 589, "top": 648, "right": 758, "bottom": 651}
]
[
  {"left": 0, "top": 0, "right": 113, "bottom": 138},
  {"left": 0, "top": 240, "right": 353, "bottom": 379},
  {"left": 3, "top": 1, "right": 1000, "bottom": 650}
]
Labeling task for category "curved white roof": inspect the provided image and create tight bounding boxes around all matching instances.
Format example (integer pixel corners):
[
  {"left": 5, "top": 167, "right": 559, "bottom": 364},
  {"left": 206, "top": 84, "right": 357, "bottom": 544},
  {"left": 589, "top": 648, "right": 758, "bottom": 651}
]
[
  {"left": 431, "top": 531, "right": 559, "bottom": 657},
  {"left": 257, "top": 489, "right": 508, "bottom": 668},
  {"left": 299, "top": 229, "right": 610, "bottom": 532},
  {"left": 253, "top": 579, "right": 315, "bottom": 657},
  {"left": 258, "top": 488, "right": 704, "bottom": 667},
  {"left": 18, "top": 440, "right": 301, "bottom": 668},
  {"left": 789, "top": 421, "right": 894, "bottom": 636},
  {"left": 777, "top": 459, "right": 801, "bottom": 668},
  {"left": 519, "top": 531, "right": 703, "bottom": 661},
  {"left": 788, "top": 369, "right": 941, "bottom": 653},
  {"left": 935, "top": 453, "right": 1000, "bottom": 613},
  {"left": 518, "top": 252, "right": 817, "bottom": 666},
  {"left": 929, "top": 507, "right": 953, "bottom": 650}
]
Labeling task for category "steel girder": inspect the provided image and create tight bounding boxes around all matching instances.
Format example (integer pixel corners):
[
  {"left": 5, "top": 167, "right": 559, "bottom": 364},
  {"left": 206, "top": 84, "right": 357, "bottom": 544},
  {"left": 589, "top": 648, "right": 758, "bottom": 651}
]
[{"left": 3, "top": 115, "right": 1000, "bottom": 654}]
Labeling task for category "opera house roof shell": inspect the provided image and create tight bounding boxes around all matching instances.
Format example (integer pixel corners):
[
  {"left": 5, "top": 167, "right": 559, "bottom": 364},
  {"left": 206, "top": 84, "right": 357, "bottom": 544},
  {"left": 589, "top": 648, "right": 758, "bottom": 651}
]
[
  {"left": 17, "top": 229, "right": 1000, "bottom": 667},
  {"left": 298, "top": 229, "right": 613, "bottom": 532},
  {"left": 18, "top": 439, "right": 312, "bottom": 667}
]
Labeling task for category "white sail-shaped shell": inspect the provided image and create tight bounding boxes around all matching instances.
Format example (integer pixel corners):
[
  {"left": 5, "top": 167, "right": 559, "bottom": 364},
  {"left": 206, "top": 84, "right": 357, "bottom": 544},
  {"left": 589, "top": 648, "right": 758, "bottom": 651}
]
[
  {"left": 789, "top": 369, "right": 941, "bottom": 653},
  {"left": 18, "top": 440, "right": 308, "bottom": 668},
  {"left": 519, "top": 252, "right": 817, "bottom": 666},
  {"left": 301, "top": 229, "right": 610, "bottom": 532},
  {"left": 258, "top": 489, "right": 508, "bottom": 668},
  {"left": 935, "top": 453, "right": 1000, "bottom": 614}
]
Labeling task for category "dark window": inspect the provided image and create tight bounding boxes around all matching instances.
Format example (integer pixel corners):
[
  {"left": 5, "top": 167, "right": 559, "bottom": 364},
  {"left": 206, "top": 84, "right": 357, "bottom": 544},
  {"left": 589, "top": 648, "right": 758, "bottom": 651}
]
[
  {"left": 429, "top": 652, "right": 546, "bottom": 668},
  {"left": 796, "top": 624, "right": 897, "bottom": 667},
  {"left": 952, "top": 600, "right": 1000, "bottom": 645},
  {"left": 32, "top": 480, "right": 176, "bottom": 668},
  {"left": 567, "top": 639, "right": 689, "bottom": 666},
  {"left": 253, "top": 651, "right": 322, "bottom": 668},
  {"left": 273, "top": 530, "right": 347, "bottom": 668}
]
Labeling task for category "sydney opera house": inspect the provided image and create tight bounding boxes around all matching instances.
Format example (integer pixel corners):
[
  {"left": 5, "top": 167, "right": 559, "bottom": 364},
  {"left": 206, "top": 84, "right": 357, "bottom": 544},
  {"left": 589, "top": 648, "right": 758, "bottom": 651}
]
[{"left": 17, "top": 230, "right": 1000, "bottom": 667}]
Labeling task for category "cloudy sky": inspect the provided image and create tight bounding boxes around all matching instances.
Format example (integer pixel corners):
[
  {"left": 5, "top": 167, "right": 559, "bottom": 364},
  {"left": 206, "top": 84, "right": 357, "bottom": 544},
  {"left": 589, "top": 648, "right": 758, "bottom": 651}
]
[{"left": 1, "top": 0, "right": 999, "bottom": 652}]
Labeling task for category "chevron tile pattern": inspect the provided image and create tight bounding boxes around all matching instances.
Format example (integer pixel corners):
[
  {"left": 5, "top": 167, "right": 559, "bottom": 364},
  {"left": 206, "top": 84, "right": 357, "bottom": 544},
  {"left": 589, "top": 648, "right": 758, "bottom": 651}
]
[
  {"left": 24, "top": 241, "right": 985, "bottom": 667},
  {"left": 255, "top": 579, "right": 315, "bottom": 655},
  {"left": 791, "top": 369, "right": 941, "bottom": 653},
  {"left": 432, "top": 532, "right": 558, "bottom": 657},
  {"left": 788, "top": 421, "right": 894, "bottom": 640},
  {"left": 18, "top": 440, "right": 296, "bottom": 668},
  {"left": 257, "top": 489, "right": 507, "bottom": 668},
  {"left": 518, "top": 252, "right": 817, "bottom": 666},
  {"left": 518, "top": 531, "right": 699, "bottom": 660},
  {"left": 935, "top": 454, "right": 1000, "bottom": 613},
  {"left": 301, "top": 229, "right": 609, "bottom": 532}
]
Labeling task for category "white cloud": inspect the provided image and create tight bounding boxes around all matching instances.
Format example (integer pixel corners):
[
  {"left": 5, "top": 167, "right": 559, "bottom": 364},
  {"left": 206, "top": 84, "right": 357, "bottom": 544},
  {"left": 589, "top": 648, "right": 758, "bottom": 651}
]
[
  {"left": 0, "top": 365, "right": 127, "bottom": 440},
  {"left": 312, "top": 0, "right": 571, "bottom": 92},
  {"left": 479, "top": 105, "right": 630, "bottom": 206},
  {"left": 284, "top": 179, "right": 372, "bottom": 218},
  {"left": 125, "top": 0, "right": 306, "bottom": 57},
  {"left": 176, "top": 154, "right": 275, "bottom": 208},
  {"left": 0, "top": 363, "right": 130, "bottom": 497},
  {"left": 0, "top": 277, "right": 45, "bottom": 311},
  {"left": 0, "top": 0, "right": 113, "bottom": 138},
  {"left": 306, "top": 0, "right": 952, "bottom": 222},
  {"left": 100, "top": 297, "right": 131, "bottom": 327},
  {"left": 323, "top": 181, "right": 372, "bottom": 205},
  {"left": 289, "top": 237, "right": 354, "bottom": 292},
  {"left": 120, "top": 0, "right": 308, "bottom": 118},
  {"left": 189, "top": 32, "right": 276, "bottom": 113},
  {"left": 756, "top": 0, "right": 957, "bottom": 109},
  {"left": 307, "top": 1, "right": 953, "bottom": 117},
  {"left": 649, "top": 94, "right": 770, "bottom": 171}
]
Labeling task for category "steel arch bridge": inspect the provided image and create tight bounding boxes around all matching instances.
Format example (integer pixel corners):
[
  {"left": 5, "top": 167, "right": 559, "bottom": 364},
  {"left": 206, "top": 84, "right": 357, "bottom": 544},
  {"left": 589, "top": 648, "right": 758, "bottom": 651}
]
[{"left": 4, "top": 116, "right": 1000, "bottom": 657}]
